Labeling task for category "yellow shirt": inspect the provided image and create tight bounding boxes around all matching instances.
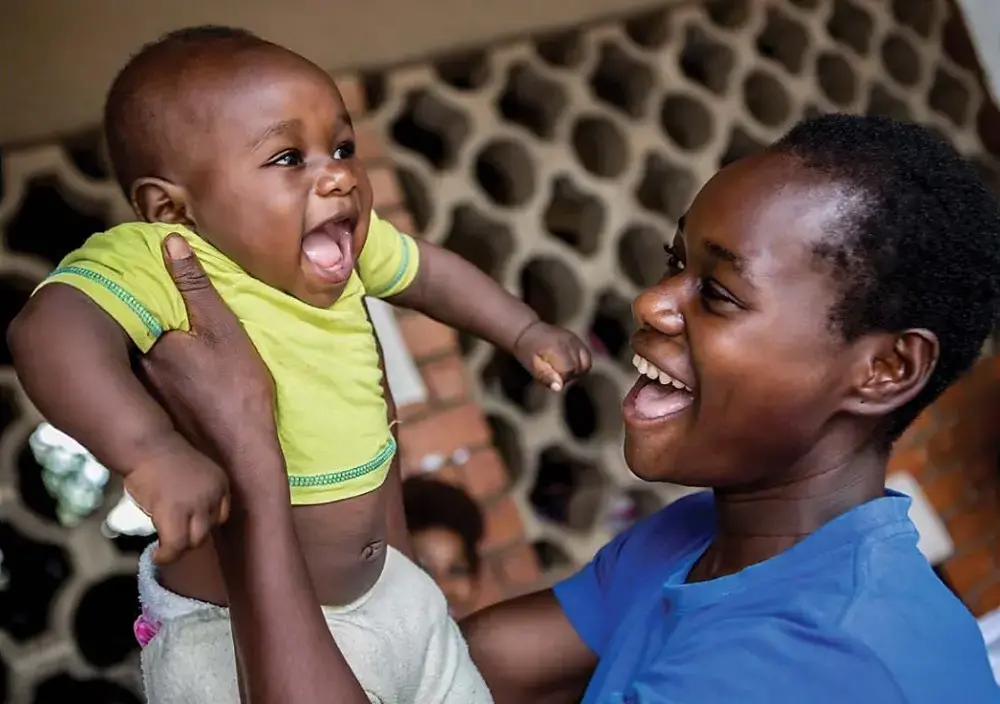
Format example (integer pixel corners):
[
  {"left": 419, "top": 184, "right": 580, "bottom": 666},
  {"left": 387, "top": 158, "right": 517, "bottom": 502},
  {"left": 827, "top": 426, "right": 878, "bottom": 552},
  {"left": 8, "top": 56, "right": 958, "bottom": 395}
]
[{"left": 38, "top": 213, "right": 420, "bottom": 505}]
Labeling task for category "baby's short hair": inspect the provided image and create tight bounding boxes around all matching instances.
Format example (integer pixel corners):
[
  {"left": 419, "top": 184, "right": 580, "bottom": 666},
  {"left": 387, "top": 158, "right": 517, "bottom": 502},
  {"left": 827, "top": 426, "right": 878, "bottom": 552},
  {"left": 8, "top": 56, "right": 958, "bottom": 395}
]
[{"left": 103, "top": 25, "right": 267, "bottom": 197}]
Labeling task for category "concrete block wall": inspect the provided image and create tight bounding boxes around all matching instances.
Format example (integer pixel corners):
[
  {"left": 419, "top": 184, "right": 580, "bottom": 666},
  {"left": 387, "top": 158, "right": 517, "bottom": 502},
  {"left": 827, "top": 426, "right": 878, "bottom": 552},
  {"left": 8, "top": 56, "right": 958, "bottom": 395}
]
[{"left": 1, "top": 0, "right": 1000, "bottom": 699}]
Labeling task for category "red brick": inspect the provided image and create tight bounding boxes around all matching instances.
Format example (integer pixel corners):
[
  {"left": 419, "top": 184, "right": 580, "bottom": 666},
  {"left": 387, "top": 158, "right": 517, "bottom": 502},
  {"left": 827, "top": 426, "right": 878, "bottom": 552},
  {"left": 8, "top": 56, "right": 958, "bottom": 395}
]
[
  {"left": 923, "top": 469, "right": 970, "bottom": 514},
  {"left": 943, "top": 547, "right": 996, "bottom": 596},
  {"left": 482, "top": 496, "right": 525, "bottom": 551},
  {"left": 901, "top": 409, "right": 936, "bottom": 442},
  {"left": 887, "top": 446, "right": 929, "bottom": 480},
  {"left": 461, "top": 448, "right": 509, "bottom": 500},
  {"left": 497, "top": 542, "right": 542, "bottom": 588},
  {"left": 422, "top": 355, "right": 469, "bottom": 404},
  {"left": 975, "top": 580, "right": 1000, "bottom": 617},
  {"left": 397, "top": 403, "right": 491, "bottom": 460},
  {"left": 397, "top": 401, "right": 430, "bottom": 423},
  {"left": 932, "top": 378, "right": 970, "bottom": 419},
  {"left": 946, "top": 505, "right": 1000, "bottom": 548},
  {"left": 926, "top": 426, "right": 958, "bottom": 469},
  {"left": 370, "top": 168, "right": 403, "bottom": 210},
  {"left": 356, "top": 122, "right": 386, "bottom": 162},
  {"left": 336, "top": 76, "right": 366, "bottom": 117},
  {"left": 991, "top": 533, "right": 1000, "bottom": 566},
  {"left": 966, "top": 456, "right": 999, "bottom": 483},
  {"left": 954, "top": 417, "right": 994, "bottom": 455},
  {"left": 398, "top": 314, "right": 457, "bottom": 359}
]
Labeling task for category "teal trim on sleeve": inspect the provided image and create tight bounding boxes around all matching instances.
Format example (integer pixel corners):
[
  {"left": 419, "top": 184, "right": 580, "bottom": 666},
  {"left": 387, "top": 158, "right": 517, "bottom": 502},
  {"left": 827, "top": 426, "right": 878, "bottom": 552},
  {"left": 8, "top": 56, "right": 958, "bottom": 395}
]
[
  {"left": 286, "top": 437, "right": 397, "bottom": 488},
  {"left": 49, "top": 266, "right": 163, "bottom": 338}
]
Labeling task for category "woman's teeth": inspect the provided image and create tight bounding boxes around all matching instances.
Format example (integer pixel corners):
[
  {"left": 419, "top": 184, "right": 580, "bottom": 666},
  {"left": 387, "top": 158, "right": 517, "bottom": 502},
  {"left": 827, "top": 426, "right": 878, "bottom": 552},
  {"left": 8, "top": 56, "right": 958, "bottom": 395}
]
[{"left": 632, "top": 354, "right": 692, "bottom": 392}]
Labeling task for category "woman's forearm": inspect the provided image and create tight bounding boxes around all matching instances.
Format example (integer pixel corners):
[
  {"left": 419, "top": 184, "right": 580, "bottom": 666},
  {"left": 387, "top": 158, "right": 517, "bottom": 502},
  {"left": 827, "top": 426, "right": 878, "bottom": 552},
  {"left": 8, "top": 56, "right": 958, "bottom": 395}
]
[{"left": 212, "top": 448, "right": 369, "bottom": 704}]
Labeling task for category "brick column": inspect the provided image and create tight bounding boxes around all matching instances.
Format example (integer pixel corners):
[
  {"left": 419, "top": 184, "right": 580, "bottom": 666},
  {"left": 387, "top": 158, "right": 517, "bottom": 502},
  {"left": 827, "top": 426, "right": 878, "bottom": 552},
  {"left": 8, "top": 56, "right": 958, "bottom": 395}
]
[
  {"left": 889, "top": 353, "right": 1000, "bottom": 615},
  {"left": 340, "top": 77, "right": 543, "bottom": 609}
]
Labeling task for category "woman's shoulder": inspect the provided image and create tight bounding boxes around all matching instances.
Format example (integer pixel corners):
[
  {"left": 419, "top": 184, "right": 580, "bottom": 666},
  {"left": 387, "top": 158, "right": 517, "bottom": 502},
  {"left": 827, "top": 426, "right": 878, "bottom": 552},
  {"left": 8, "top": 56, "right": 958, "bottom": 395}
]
[
  {"left": 598, "top": 490, "right": 716, "bottom": 574},
  {"left": 629, "top": 489, "right": 716, "bottom": 542}
]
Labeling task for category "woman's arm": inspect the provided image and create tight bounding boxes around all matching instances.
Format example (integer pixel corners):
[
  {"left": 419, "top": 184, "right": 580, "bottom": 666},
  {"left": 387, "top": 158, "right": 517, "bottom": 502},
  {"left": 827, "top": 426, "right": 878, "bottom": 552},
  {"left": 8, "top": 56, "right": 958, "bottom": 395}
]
[
  {"left": 462, "top": 591, "right": 597, "bottom": 704},
  {"left": 140, "top": 235, "right": 593, "bottom": 703},
  {"left": 139, "top": 235, "right": 369, "bottom": 704},
  {"left": 212, "top": 446, "right": 371, "bottom": 704}
]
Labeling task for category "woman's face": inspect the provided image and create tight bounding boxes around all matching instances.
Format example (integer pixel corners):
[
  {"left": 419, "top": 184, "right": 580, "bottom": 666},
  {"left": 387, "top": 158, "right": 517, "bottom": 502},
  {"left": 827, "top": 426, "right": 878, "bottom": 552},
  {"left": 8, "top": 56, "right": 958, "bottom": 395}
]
[
  {"left": 623, "top": 151, "right": 870, "bottom": 489},
  {"left": 412, "top": 527, "right": 478, "bottom": 618}
]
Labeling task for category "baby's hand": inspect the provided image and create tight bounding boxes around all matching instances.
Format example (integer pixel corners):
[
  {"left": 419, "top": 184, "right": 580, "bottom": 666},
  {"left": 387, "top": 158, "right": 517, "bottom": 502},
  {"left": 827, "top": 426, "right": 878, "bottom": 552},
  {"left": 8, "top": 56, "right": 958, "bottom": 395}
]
[
  {"left": 124, "top": 438, "right": 231, "bottom": 564},
  {"left": 513, "top": 321, "right": 592, "bottom": 392}
]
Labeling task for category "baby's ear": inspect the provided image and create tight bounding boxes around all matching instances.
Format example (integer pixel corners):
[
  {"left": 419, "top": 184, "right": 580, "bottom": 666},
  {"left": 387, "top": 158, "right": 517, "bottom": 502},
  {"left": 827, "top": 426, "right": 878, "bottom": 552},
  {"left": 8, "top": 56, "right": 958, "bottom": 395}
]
[
  {"left": 840, "top": 329, "right": 939, "bottom": 419},
  {"left": 131, "top": 177, "right": 193, "bottom": 227}
]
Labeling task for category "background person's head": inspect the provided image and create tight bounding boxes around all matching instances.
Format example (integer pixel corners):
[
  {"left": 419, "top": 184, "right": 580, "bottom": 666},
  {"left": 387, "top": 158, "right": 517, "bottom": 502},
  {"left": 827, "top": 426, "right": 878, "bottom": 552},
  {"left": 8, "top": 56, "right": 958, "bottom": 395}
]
[
  {"left": 403, "top": 477, "right": 484, "bottom": 617},
  {"left": 623, "top": 114, "right": 1000, "bottom": 490}
]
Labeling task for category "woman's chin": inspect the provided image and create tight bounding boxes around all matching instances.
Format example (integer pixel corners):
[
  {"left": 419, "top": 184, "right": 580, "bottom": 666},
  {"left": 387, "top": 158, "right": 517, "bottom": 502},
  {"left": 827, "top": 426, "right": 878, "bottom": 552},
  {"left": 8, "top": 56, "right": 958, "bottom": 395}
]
[{"left": 625, "top": 430, "right": 705, "bottom": 487}]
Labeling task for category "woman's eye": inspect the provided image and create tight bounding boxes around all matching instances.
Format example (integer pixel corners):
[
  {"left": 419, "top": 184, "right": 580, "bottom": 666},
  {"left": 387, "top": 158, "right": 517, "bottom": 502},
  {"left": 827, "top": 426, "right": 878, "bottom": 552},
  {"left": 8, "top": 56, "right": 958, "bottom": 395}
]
[
  {"left": 698, "top": 278, "right": 739, "bottom": 309},
  {"left": 663, "top": 245, "right": 686, "bottom": 276},
  {"left": 270, "top": 150, "right": 303, "bottom": 167},
  {"left": 333, "top": 140, "right": 356, "bottom": 160}
]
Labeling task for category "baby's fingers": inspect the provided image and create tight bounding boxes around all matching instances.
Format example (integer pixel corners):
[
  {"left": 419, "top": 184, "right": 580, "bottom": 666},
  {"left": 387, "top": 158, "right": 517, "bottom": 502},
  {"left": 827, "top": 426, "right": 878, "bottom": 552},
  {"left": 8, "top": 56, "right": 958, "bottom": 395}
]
[{"left": 532, "top": 355, "right": 564, "bottom": 392}]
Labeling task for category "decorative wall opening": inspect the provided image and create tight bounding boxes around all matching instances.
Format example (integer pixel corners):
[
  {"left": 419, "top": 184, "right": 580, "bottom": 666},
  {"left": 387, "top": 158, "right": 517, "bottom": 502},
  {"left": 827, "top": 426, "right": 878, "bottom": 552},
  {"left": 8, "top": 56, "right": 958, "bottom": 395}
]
[{"left": 0, "top": 0, "right": 997, "bottom": 698}]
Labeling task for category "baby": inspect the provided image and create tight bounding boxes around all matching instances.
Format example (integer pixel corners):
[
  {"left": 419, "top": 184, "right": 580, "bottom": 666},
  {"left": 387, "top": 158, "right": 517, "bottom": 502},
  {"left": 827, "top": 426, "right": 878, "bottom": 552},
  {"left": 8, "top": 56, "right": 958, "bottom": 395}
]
[{"left": 9, "top": 26, "right": 590, "bottom": 704}]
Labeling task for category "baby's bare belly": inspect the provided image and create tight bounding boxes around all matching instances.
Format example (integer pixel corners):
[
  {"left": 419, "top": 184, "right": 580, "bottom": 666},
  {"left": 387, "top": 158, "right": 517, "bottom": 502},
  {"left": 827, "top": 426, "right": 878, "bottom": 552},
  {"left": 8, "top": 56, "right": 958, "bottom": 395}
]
[{"left": 157, "top": 483, "right": 390, "bottom": 607}]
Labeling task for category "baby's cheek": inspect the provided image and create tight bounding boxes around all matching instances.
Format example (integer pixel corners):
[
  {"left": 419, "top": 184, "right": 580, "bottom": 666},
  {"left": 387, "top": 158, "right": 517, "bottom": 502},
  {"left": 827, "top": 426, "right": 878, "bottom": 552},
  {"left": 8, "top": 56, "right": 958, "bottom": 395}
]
[{"left": 353, "top": 230, "right": 369, "bottom": 258}]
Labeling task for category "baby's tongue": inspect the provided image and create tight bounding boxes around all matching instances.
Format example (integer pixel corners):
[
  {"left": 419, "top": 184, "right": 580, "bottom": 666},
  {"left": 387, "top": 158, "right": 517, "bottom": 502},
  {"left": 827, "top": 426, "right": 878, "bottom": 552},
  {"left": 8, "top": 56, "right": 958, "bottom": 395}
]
[{"left": 302, "top": 232, "right": 344, "bottom": 269}]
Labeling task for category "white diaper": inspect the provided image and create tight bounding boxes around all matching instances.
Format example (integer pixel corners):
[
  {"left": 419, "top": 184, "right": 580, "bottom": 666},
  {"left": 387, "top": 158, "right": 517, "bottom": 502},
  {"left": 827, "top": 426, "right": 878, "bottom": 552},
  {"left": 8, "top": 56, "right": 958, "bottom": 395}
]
[{"left": 137, "top": 543, "right": 493, "bottom": 704}]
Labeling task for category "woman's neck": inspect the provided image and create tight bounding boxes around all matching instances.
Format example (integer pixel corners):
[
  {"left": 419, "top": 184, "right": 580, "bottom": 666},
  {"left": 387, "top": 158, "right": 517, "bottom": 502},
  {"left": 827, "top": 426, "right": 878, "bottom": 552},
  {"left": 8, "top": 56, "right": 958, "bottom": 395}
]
[{"left": 688, "top": 443, "right": 887, "bottom": 583}]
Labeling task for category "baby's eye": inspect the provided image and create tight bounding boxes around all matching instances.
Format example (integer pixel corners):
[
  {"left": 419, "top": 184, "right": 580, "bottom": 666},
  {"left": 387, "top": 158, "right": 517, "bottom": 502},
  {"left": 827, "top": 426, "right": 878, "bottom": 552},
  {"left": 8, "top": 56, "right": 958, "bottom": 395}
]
[
  {"left": 270, "top": 149, "right": 304, "bottom": 167},
  {"left": 333, "top": 140, "right": 356, "bottom": 160}
]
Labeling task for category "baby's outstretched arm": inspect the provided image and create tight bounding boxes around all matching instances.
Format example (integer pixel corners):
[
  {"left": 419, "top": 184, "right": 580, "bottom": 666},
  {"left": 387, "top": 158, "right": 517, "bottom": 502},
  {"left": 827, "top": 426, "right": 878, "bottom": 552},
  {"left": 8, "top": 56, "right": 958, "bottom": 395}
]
[
  {"left": 9, "top": 284, "right": 230, "bottom": 562},
  {"left": 389, "top": 241, "right": 592, "bottom": 391}
]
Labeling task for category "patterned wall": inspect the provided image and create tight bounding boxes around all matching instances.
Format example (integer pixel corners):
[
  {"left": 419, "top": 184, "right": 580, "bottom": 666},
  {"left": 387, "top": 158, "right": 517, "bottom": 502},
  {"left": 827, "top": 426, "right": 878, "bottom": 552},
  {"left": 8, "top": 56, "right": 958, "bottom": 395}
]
[
  {"left": 359, "top": 0, "right": 999, "bottom": 569},
  {"left": 1, "top": 0, "right": 999, "bottom": 700}
]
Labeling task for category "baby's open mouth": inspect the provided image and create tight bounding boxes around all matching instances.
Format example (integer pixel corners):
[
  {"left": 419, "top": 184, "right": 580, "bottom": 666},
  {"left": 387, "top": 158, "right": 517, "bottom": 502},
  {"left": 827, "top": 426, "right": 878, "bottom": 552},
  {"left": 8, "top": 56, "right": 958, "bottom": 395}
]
[{"left": 301, "top": 217, "right": 356, "bottom": 284}]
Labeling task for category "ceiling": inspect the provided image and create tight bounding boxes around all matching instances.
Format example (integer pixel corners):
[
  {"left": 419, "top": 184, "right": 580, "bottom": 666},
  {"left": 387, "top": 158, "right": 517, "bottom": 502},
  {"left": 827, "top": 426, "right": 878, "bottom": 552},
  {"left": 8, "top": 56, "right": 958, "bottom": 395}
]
[{"left": 0, "top": 0, "right": 669, "bottom": 145}]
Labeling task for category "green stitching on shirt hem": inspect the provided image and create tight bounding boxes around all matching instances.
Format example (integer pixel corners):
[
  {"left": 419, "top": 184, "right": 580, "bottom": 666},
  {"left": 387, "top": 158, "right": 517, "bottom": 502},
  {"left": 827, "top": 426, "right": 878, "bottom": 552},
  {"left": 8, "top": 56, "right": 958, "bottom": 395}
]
[
  {"left": 287, "top": 437, "right": 396, "bottom": 488},
  {"left": 50, "top": 266, "right": 163, "bottom": 338},
  {"left": 371, "top": 234, "right": 413, "bottom": 298}
]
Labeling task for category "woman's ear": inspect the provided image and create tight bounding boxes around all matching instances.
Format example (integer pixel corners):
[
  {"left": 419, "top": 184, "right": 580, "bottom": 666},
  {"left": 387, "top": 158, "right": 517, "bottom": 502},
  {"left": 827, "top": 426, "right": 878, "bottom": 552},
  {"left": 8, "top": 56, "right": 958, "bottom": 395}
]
[
  {"left": 131, "top": 177, "right": 195, "bottom": 227},
  {"left": 841, "top": 329, "right": 939, "bottom": 418}
]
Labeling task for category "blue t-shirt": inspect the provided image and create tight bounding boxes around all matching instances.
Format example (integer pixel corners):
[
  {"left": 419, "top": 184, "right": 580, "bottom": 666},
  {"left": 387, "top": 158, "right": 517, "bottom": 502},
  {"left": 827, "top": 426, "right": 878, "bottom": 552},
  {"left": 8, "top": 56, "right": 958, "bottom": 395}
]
[{"left": 554, "top": 490, "right": 999, "bottom": 703}]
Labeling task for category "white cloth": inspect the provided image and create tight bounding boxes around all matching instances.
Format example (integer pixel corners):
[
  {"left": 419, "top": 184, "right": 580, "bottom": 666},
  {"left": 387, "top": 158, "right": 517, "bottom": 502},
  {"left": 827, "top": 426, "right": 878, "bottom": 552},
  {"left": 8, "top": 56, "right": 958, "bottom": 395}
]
[
  {"left": 979, "top": 607, "right": 1000, "bottom": 685},
  {"left": 137, "top": 544, "right": 493, "bottom": 704}
]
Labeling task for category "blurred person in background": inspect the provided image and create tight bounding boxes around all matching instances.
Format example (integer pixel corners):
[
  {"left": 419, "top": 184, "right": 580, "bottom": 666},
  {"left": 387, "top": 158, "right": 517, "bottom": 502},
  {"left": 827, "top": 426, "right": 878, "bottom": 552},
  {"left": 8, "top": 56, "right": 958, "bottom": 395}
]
[{"left": 403, "top": 476, "right": 485, "bottom": 619}]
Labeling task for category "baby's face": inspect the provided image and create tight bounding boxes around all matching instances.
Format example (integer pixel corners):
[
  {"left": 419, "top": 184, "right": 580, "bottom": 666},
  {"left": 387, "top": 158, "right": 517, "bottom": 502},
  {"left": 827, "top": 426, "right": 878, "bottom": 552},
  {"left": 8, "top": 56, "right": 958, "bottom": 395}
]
[{"left": 179, "top": 48, "right": 372, "bottom": 308}]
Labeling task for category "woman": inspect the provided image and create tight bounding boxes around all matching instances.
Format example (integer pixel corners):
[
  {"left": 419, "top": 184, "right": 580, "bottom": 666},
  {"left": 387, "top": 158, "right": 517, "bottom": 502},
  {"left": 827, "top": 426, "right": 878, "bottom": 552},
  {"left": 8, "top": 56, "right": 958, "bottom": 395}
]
[{"left": 141, "top": 114, "right": 1000, "bottom": 703}]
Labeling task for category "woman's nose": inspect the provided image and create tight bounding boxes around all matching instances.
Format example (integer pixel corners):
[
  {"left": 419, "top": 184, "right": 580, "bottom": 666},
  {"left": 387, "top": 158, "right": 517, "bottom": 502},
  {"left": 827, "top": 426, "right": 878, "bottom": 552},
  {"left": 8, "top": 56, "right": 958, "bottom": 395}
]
[{"left": 632, "top": 282, "right": 685, "bottom": 336}]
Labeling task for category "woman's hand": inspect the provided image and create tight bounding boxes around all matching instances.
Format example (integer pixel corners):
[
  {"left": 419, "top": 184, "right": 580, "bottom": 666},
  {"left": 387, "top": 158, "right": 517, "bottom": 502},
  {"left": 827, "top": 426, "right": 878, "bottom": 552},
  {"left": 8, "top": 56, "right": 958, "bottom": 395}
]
[
  {"left": 138, "top": 236, "right": 369, "bottom": 704},
  {"left": 138, "top": 235, "right": 280, "bottom": 489}
]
